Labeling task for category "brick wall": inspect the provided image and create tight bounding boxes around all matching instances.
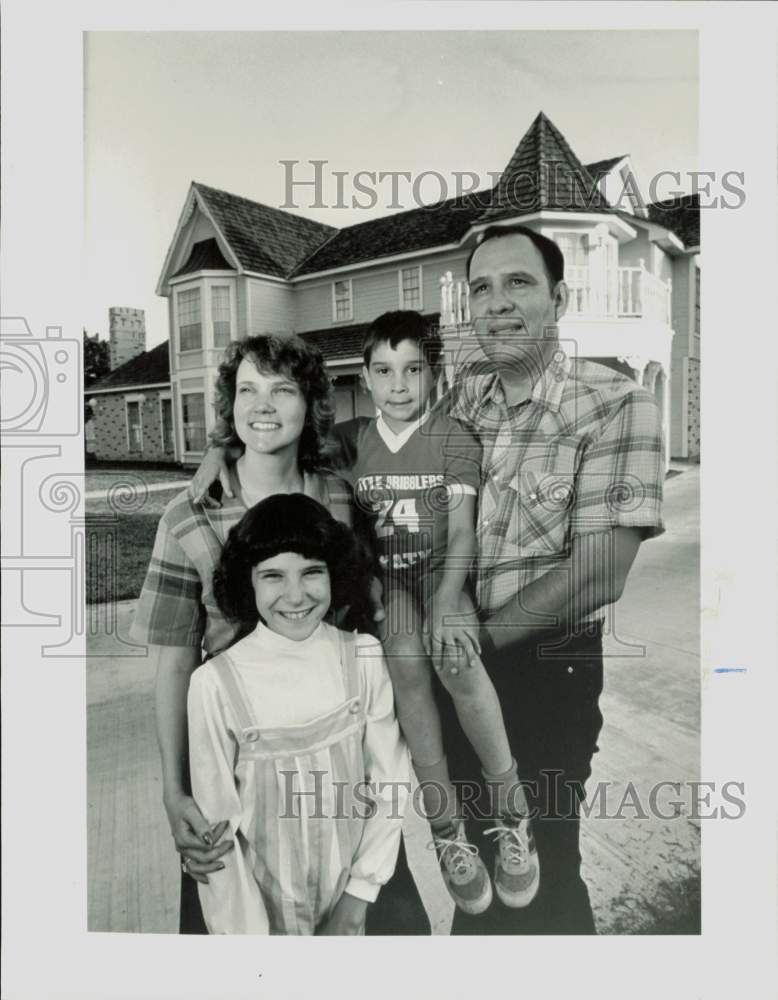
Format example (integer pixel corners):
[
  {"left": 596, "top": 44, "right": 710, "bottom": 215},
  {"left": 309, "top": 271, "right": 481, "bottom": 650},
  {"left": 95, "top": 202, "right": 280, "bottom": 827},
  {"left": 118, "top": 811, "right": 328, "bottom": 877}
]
[{"left": 91, "top": 389, "right": 175, "bottom": 463}]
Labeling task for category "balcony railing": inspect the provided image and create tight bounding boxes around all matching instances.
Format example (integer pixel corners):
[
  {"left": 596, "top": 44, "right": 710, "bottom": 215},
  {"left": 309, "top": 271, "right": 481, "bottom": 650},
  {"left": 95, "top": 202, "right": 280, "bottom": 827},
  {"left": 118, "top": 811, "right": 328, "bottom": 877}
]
[{"left": 440, "top": 260, "right": 672, "bottom": 327}]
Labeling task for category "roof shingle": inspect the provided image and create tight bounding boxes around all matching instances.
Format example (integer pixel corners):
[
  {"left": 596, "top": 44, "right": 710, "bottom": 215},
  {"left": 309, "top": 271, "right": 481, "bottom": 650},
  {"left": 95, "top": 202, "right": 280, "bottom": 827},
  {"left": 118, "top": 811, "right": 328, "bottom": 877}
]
[
  {"left": 647, "top": 193, "right": 700, "bottom": 249},
  {"left": 194, "top": 182, "right": 336, "bottom": 279},
  {"left": 584, "top": 156, "right": 627, "bottom": 181},
  {"left": 87, "top": 341, "right": 171, "bottom": 393},
  {"left": 477, "top": 112, "right": 612, "bottom": 223}
]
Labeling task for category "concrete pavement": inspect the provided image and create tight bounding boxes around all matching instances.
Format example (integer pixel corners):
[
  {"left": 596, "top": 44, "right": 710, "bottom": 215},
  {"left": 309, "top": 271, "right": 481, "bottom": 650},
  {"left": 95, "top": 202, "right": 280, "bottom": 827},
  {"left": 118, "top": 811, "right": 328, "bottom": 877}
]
[{"left": 87, "top": 467, "right": 700, "bottom": 934}]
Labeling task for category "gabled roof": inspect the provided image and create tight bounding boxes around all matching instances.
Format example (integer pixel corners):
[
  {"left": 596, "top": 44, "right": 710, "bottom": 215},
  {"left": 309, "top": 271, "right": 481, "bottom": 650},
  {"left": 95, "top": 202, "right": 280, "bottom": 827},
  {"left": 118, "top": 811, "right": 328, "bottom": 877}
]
[
  {"left": 647, "top": 194, "right": 700, "bottom": 250},
  {"left": 584, "top": 156, "right": 627, "bottom": 181},
  {"left": 86, "top": 341, "right": 171, "bottom": 393},
  {"left": 477, "top": 111, "right": 612, "bottom": 223},
  {"left": 293, "top": 194, "right": 490, "bottom": 277},
  {"left": 172, "top": 237, "right": 234, "bottom": 278},
  {"left": 193, "top": 182, "right": 337, "bottom": 279}
]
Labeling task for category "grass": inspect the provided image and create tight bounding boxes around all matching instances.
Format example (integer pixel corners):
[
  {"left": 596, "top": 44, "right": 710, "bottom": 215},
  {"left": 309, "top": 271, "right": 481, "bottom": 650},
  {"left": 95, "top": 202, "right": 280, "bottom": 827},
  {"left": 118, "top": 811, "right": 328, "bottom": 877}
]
[{"left": 86, "top": 486, "right": 184, "bottom": 604}]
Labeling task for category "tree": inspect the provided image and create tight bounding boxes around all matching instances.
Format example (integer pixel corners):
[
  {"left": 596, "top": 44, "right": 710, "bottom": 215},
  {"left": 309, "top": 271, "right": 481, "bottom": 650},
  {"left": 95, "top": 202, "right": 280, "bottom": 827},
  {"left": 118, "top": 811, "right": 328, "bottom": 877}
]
[{"left": 84, "top": 330, "right": 110, "bottom": 424}]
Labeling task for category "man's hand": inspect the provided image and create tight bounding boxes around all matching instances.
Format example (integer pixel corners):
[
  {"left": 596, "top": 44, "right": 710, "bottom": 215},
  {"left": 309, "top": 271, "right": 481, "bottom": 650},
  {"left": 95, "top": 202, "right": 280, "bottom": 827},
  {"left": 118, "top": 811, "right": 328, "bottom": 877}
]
[
  {"left": 187, "top": 447, "right": 231, "bottom": 508},
  {"left": 316, "top": 892, "right": 368, "bottom": 935},
  {"left": 424, "top": 590, "right": 481, "bottom": 674},
  {"left": 164, "top": 790, "right": 234, "bottom": 885}
]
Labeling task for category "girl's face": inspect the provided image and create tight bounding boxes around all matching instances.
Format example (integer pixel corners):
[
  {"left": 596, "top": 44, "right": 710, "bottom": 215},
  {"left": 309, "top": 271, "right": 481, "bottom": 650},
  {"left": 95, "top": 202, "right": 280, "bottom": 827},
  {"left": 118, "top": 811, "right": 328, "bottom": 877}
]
[
  {"left": 252, "top": 552, "right": 331, "bottom": 641},
  {"left": 233, "top": 358, "right": 307, "bottom": 459}
]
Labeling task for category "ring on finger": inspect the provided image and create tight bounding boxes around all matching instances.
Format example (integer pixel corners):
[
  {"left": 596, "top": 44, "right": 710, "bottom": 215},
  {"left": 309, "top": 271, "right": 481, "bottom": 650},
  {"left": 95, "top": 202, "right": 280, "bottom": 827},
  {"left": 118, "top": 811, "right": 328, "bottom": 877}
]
[{"left": 181, "top": 856, "right": 190, "bottom": 875}]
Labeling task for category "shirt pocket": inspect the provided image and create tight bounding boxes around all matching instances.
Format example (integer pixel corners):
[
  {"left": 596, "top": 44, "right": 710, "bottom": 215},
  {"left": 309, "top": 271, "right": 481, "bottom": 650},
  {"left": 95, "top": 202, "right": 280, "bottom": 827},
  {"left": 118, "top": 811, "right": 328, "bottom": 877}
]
[{"left": 516, "top": 440, "right": 579, "bottom": 558}]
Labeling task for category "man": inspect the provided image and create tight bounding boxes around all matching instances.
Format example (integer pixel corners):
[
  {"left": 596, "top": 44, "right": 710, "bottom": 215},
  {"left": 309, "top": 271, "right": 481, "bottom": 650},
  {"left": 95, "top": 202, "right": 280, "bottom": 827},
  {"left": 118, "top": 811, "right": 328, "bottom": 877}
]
[{"left": 435, "top": 224, "right": 665, "bottom": 934}]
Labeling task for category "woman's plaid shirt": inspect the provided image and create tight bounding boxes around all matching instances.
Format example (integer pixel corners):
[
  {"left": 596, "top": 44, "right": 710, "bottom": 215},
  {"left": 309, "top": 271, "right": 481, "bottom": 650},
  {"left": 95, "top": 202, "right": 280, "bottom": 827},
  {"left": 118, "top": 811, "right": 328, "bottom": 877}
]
[{"left": 448, "top": 349, "right": 665, "bottom": 618}]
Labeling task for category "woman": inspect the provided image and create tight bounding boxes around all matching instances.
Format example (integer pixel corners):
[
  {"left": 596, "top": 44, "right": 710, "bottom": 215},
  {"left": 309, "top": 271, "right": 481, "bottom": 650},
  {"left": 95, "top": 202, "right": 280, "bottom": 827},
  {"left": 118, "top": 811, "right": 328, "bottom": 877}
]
[{"left": 131, "top": 334, "right": 428, "bottom": 935}]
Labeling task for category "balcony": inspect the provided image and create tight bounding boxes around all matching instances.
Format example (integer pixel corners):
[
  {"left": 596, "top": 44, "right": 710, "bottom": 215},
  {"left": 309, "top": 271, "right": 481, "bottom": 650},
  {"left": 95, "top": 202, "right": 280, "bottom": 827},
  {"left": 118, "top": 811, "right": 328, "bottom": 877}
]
[{"left": 439, "top": 261, "right": 672, "bottom": 328}]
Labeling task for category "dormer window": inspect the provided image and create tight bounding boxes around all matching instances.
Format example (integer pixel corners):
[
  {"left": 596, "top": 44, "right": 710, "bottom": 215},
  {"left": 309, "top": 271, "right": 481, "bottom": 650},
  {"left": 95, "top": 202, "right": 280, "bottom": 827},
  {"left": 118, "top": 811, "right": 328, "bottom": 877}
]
[
  {"left": 178, "top": 288, "right": 202, "bottom": 351},
  {"left": 332, "top": 279, "right": 353, "bottom": 322}
]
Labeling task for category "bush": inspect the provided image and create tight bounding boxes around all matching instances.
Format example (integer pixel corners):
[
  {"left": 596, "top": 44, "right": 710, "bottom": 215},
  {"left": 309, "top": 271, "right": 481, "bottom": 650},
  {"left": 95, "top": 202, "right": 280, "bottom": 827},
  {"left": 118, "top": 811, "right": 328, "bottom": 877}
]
[{"left": 86, "top": 513, "right": 160, "bottom": 604}]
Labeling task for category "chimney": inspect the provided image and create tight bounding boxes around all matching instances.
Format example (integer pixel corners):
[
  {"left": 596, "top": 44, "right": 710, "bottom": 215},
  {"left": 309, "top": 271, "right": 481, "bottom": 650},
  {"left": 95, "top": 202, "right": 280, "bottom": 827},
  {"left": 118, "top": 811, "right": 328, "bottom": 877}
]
[{"left": 108, "top": 307, "right": 147, "bottom": 370}]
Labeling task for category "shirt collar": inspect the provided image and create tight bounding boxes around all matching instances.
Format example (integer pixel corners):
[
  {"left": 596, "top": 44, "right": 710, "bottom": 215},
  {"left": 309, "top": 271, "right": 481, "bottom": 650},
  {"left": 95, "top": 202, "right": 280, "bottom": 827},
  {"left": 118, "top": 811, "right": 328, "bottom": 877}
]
[
  {"left": 452, "top": 347, "right": 571, "bottom": 420},
  {"left": 375, "top": 410, "right": 430, "bottom": 453}
]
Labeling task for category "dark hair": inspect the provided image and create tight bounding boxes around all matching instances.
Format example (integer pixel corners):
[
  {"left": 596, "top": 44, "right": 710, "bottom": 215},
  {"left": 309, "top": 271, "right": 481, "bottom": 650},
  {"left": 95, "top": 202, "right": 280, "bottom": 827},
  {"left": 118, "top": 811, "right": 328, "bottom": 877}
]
[
  {"left": 213, "top": 493, "right": 373, "bottom": 632},
  {"left": 465, "top": 224, "right": 565, "bottom": 289},
  {"left": 362, "top": 310, "right": 442, "bottom": 370},
  {"left": 210, "top": 334, "right": 334, "bottom": 472}
]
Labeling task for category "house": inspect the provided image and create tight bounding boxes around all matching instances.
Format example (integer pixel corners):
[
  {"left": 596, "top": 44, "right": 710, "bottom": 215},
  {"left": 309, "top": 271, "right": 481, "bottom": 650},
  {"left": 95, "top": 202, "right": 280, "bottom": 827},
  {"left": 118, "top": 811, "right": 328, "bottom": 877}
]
[{"left": 86, "top": 111, "right": 700, "bottom": 465}]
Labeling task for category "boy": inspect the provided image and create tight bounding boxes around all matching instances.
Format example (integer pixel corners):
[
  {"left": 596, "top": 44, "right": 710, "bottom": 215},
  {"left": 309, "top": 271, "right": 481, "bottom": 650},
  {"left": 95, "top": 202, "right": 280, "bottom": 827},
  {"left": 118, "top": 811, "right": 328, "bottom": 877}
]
[{"left": 332, "top": 311, "right": 538, "bottom": 915}]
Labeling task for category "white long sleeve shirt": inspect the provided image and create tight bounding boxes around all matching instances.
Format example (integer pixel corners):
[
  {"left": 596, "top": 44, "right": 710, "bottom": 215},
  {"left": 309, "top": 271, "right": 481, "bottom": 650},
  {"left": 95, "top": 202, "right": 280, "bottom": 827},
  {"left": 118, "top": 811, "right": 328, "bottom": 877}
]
[{"left": 187, "top": 622, "right": 410, "bottom": 933}]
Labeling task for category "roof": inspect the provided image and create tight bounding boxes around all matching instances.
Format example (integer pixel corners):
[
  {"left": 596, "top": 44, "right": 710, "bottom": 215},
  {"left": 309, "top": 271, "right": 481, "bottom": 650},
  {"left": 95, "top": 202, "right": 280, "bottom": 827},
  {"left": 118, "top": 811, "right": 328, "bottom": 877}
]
[
  {"left": 193, "top": 182, "right": 336, "bottom": 279},
  {"left": 87, "top": 341, "right": 171, "bottom": 393},
  {"left": 477, "top": 111, "right": 613, "bottom": 223},
  {"left": 300, "top": 313, "right": 440, "bottom": 363},
  {"left": 172, "top": 237, "right": 234, "bottom": 278},
  {"left": 293, "top": 193, "right": 490, "bottom": 277},
  {"left": 584, "top": 156, "right": 627, "bottom": 181},
  {"left": 647, "top": 194, "right": 700, "bottom": 249}
]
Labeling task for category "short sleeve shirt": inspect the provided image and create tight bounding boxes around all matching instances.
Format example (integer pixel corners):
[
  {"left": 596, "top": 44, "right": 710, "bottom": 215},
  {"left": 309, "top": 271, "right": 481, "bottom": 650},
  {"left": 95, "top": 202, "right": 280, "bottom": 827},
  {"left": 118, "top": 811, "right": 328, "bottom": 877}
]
[
  {"left": 130, "top": 470, "right": 354, "bottom": 657},
  {"left": 332, "top": 409, "right": 481, "bottom": 577},
  {"left": 449, "top": 349, "right": 665, "bottom": 617}
]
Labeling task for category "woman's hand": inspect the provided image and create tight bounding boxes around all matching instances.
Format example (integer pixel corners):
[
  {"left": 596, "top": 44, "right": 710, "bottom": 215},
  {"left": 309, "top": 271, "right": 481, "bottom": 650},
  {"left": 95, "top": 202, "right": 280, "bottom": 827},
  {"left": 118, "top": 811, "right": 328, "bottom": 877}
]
[
  {"left": 164, "top": 790, "right": 234, "bottom": 885},
  {"left": 187, "top": 447, "right": 231, "bottom": 508},
  {"left": 316, "top": 892, "right": 368, "bottom": 935}
]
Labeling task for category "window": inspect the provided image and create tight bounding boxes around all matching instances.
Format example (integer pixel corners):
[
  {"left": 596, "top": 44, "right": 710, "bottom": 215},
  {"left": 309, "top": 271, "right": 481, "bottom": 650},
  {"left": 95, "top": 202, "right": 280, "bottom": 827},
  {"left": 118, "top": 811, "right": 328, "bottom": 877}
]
[
  {"left": 126, "top": 400, "right": 143, "bottom": 452},
  {"left": 211, "top": 286, "right": 231, "bottom": 347},
  {"left": 160, "top": 397, "right": 174, "bottom": 453},
  {"left": 181, "top": 393, "right": 206, "bottom": 452},
  {"left": 332, "top": 279, "right": 353, "bottom": 322},
  {"left": 178, "top": 288, "right": 202, "bottom": 351},
  {"left": 399, "top": 265, "right": 422, "bottom": 310}
]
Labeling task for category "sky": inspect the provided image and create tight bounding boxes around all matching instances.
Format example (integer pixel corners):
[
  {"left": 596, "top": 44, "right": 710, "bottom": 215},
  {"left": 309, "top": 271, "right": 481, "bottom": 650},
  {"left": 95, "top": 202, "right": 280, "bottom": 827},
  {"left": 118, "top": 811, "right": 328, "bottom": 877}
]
[{"left": 84, "top": 30, "right": 698, "bottom": 349}]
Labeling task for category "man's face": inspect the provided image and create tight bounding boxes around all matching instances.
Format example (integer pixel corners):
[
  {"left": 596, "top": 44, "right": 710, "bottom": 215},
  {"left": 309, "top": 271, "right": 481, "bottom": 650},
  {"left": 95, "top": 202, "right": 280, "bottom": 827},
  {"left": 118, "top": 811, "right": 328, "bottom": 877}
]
[{"left": 468, "top": 234, "right": 567, "bottom": 379}]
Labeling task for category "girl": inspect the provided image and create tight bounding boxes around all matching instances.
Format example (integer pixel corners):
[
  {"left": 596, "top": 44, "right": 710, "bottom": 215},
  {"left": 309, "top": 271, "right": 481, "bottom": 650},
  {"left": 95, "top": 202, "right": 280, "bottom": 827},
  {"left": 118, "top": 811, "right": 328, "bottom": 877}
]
[
  {"left": 187, "top": 493, "right": 410, "bottom": 935},
  {"left": 131, "top": 334, "right": 427, "bottom": 934}
]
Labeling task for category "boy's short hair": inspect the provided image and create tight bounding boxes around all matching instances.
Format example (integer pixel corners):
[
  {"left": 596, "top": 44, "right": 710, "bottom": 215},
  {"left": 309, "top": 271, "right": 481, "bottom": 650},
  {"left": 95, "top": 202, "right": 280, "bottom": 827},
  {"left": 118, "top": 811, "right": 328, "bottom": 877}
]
[{"left": 362, "top": 310, "right": 443, "bottom": 370}]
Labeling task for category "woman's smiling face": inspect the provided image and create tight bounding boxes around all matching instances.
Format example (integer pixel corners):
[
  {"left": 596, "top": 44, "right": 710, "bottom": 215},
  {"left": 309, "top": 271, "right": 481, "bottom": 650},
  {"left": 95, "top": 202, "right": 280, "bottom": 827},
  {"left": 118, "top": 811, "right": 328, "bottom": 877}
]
[
  {"left": 252, "top": 552, "right": 331, "bottom": 641},
  {"left": 232, "top": 357, "right": 307, "bottom": 458}
]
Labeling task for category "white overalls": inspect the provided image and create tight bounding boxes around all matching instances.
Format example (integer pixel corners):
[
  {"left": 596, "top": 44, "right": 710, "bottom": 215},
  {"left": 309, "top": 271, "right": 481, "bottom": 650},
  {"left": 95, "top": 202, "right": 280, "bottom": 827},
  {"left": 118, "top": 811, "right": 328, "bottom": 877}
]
[{"left": 188, "top": 624, "right": 408, "bottom": 935}]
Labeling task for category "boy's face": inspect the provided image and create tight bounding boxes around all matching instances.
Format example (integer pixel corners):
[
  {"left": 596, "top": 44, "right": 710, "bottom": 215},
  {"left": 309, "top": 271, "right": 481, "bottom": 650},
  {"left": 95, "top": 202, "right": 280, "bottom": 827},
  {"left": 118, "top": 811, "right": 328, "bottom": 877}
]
[{"left": 362, "top": 339, "right": 435, "bottom": 433}]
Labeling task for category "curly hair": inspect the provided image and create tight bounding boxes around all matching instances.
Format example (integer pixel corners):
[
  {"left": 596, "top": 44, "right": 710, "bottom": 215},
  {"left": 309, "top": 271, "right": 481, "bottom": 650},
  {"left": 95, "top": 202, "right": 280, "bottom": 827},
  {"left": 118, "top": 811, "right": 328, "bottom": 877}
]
[
  {"left": 213, "top": 494, "right": 374, "bottom": 633},
  {"left": 210, "top": 334, "right": 335, "bottom": 472}
]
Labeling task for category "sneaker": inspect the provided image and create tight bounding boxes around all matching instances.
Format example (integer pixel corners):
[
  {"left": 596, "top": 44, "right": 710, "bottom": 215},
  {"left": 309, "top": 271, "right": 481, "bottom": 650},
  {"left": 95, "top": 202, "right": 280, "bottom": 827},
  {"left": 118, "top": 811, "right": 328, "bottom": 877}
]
[
  {"left": 484, "top": 816, "right": 540, "bottom": 908},
  {"left": 429, "top": 821, "right": 493, "bottom": 915}
]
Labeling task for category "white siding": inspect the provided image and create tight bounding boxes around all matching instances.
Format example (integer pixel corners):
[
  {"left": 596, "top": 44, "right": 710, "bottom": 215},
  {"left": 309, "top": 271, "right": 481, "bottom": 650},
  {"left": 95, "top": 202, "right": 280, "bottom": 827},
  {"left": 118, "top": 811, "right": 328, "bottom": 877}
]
[
  {"left": 248, "top": 278, "right": 296, "bottom": 334},
  {"left": 293, "top": 251, "right": 471, "bottom": 332}
]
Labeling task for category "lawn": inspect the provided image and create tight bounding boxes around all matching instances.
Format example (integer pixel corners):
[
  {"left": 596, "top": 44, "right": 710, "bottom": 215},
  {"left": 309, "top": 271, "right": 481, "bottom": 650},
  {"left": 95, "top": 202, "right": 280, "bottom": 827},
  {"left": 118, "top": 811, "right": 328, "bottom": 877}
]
[{"left": 86, "top": 487, "right": 183, "bottom": 603}]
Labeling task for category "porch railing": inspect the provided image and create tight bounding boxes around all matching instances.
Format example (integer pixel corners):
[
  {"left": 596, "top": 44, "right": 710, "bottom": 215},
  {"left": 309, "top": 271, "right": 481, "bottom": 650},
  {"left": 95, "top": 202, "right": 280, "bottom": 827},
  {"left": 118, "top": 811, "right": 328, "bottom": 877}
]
[{"left": 439, "top": 260, "right": 671, "bottom": 327}]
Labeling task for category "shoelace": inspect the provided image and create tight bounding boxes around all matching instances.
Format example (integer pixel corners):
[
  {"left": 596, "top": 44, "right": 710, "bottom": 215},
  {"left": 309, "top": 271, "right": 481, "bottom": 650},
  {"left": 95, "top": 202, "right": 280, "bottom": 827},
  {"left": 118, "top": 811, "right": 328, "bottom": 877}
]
[
  {"left": 484, "top": 821, "right": 530, "bottom": 866},
  {"left": 428, "top": 834, "right": 480, "bottom": 877}
]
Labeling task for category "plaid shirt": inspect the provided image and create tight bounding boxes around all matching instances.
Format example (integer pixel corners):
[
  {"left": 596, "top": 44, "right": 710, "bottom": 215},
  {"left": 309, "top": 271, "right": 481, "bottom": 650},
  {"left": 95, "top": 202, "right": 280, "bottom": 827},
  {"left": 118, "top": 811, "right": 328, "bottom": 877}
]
[
  {"left": 130, "top": 470, "right": 354, "bottom": 657},
  {"left": 449, "top": 349, "right": 665, "bottom": 617}
]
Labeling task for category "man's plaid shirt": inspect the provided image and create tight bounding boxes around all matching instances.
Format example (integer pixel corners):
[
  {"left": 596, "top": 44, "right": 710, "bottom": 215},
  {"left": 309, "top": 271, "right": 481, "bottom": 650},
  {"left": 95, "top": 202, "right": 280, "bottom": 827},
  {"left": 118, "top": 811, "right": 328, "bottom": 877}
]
[
  {"left": 448, "top": 348, "right": 665, "bottom": 618},
  {"left": 129, "top": 470, "right": 353, "bottom": 657}
]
